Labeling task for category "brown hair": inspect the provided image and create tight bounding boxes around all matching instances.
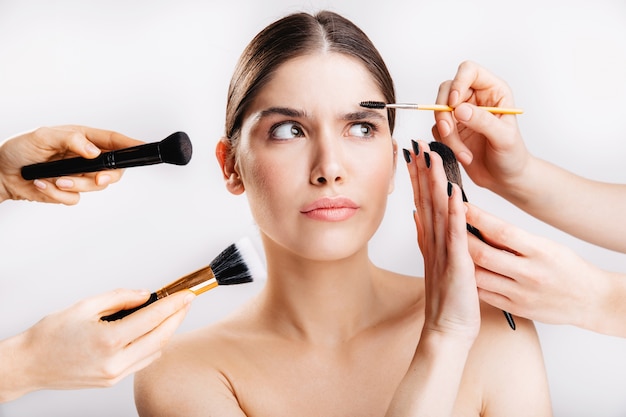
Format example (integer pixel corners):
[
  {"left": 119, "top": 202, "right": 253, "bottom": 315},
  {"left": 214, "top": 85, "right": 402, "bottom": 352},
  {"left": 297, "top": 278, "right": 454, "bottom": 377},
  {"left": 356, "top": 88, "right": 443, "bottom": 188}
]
[{"left": 224, "top": 10, "right": 396, "bottom": 152}]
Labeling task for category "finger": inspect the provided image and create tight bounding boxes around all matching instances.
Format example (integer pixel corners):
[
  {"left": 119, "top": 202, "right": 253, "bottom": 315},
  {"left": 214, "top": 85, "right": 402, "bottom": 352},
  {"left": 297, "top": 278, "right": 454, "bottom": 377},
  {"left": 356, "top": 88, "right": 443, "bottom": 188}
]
[
  {"left": 425, "top": 150, "right": 450, "bottom": 255},
  {"left": 113, "top": 291, "right": 194, "bottom": 342},
  {"left": 452, "top": 103, "right": 518, "bottom": 151},
  {"left": 430, "top": 124, "right": 441, "bottom": 142},
  {"left": 111, "top": 350, "right": 162, "bottom": 385},
  {"left": 446, "top": 182, "right": 470, "bottom": 262},
  {"left": 465, "top": 203, "right": 535, "bottom": 255},
  {"left": 117, "top": 295, "right": 192, "bottom": 367},
  {"left": 404, "top": 141, "right": 420, "bottom": 204},
  {"left": 414, "top": 141, "right": 436, "bottom": 253},
  {"left": 33, "top": 180, "right": 81, "bottom": 205},
  {"left": 93, "top": 288, "right": 154, "bottom": 318},
  {"left": 448, "top": 61, "right": 511, "bottom": 107},
  {"left": 404, "top": 142, "right": 428, "bottom": 251},
  {"left": 42, "top": 126, "right": 143, "bottom": 160},
  {"left": 35, "top": 127, "right": 102, "bottom": 159},
  {"left": 70, "top": 126, "right": 144, "bottom": 154},
  {"left": 473, "top": 262, "right": 518, "bottom": 298},
  {"left": 54, "top": 170, "right": 123, "bottom": 192},
  {"left": 434, "top": 80, "right": 472, "bottom": 163},
  {"left": 114, "top": 308, "right": 188, "bottom": 375},
  {"left": 477, "top": 286, "right": 516, "bottom": 313},
  {"left": 96, "top": 169, "right": 124, "bottom": 185}
]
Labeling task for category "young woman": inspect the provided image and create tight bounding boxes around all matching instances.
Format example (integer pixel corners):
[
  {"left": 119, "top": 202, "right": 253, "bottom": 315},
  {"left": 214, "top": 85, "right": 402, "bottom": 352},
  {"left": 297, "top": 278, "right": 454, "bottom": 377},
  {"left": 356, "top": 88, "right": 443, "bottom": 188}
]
[{"left": 134, "top": 11, "right": 552, "bottom": 416}]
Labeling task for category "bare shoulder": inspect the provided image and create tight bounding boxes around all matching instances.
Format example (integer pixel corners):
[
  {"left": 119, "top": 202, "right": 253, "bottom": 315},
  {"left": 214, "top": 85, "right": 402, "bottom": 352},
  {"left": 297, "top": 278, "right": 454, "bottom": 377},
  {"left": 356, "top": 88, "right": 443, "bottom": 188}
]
[
  {"left": 461, "top": 303, "right": 553, "bottom": 416},
  {"left": 134, "top": 305, "right": 256, "bottom": 417}
]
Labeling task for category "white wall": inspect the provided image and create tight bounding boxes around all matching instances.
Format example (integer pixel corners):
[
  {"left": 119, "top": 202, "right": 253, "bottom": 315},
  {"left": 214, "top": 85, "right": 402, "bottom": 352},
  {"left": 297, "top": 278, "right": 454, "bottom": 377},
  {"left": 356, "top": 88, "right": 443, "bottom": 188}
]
[{"left": 1, "top": 1, "right": 625, "bottom": 416}]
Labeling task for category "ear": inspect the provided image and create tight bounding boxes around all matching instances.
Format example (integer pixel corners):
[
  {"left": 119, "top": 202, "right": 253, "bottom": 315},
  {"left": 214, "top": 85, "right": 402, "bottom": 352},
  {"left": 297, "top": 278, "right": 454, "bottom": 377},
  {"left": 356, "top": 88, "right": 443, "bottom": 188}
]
[
  {"left": 215, "top": 138, "right": 245, "bottom": 195},
  {"left": 388, "top": 139, "right": 398, "bottom": 194}
]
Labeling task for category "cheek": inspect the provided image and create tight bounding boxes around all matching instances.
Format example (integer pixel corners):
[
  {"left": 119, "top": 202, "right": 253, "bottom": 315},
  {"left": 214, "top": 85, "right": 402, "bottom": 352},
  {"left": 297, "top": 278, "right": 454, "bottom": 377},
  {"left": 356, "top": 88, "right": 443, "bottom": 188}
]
[
  {"left": 239, "top": 154, "right": 297, "bottom": 215},
  {"left": 354, "top": 148, "right": 396, "bottom": 194}
]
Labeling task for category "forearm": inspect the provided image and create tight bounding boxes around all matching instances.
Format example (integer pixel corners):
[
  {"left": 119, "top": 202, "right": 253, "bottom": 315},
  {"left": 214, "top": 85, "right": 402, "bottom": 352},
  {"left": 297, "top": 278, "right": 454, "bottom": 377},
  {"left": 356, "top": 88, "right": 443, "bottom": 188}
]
[
  {"left": 0, "top": 332, "right": 38, "bottom": 403},
  {"left": 386, "top": 331, "right": 473, "bottom": 417},
  {"left": 493, "top": 156, "right": 626, "bottom": 253}
]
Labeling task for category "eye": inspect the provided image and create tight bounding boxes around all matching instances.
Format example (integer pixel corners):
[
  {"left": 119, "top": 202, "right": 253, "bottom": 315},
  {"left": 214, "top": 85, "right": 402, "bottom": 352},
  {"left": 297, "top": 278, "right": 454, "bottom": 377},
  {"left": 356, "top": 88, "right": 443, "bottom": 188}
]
[
  {"left": 271, "top": 122, "right": 304, "bottom": 140},
  {"left": 348, "top": 123, "right": 375, "bottom": 138}
]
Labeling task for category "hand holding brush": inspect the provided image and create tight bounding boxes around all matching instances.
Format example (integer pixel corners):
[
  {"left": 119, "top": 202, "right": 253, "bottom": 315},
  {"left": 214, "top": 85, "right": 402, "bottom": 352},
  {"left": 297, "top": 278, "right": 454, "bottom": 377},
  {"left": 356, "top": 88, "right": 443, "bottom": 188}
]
[
  {"left": 403, "top": 140, "right": 483, "bottom": 343},
  {"left": 101, "top": 237, "right": 264, "bottom": 321},
  {"left": 428, "top": 141, "right": 516, "bottom": 330},
  {"left": 21, "top": 131, "right": 192, "bottom": 180}
]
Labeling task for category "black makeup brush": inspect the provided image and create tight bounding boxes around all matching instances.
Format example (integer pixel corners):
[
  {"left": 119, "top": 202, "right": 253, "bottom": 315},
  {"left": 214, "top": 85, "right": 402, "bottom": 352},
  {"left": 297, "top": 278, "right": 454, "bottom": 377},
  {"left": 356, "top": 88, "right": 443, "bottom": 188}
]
[
  {"left": 429, "top": 141, "right": 516, "bottom": 331},
  {"left": 21, "top": 131, "right": 192, "bottom": 180},
  {"left": 101, "top": 237, "right": 265, "bottom": 321}
]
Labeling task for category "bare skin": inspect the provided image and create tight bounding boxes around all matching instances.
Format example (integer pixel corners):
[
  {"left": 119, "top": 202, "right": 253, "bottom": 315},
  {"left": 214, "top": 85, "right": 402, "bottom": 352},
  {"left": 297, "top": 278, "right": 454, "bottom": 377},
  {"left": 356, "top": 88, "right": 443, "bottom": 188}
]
[
  {"left": 136, "top": 272, "right": 545, "bottom": 416},
  {"left": 135, "top": 52, "right": 551, "bottom": 417}
]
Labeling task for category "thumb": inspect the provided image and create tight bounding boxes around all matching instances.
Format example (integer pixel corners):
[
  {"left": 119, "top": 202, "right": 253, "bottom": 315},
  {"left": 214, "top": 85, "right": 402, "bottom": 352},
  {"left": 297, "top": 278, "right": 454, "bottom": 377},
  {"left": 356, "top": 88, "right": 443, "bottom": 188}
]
[
  {"left": 91, "top": 288, "right": 153, "bottom": 317},
  {"left": 72, "top": 139, "right": 102, "bottom": 160},
  {"left": 454, "top": 103, "right": 515, "bottom": 146},
  {"left": 61, "top": 131, "right": 102, "bottom": 159}
]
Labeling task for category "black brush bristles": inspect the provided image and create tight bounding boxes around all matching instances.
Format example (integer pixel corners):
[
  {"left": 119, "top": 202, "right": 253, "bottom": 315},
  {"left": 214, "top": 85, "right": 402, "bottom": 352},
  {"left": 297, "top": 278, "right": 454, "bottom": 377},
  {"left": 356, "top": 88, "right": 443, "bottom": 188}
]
[
  {"left": 100, "top": 237, "right": 263, "bottom": 321},
  {"left": 359, "top": 100, "right": 387, "bottom": 109},
  {"left": 159, "top": 131, "right": 193, "bottom": 165},
  {"left": 429, "top": 141, "right": 516, "bottom": 331},
  {"left": 428, "top": 141, "right": 464, "bottom": 188},
  {"left": 210, "top": 243, "right": 254, "bottom": 285}
]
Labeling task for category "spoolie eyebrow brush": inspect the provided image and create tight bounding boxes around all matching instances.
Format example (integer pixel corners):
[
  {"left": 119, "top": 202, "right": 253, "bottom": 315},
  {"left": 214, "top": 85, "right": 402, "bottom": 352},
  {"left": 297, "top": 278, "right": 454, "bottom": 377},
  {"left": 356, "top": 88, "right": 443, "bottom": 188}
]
[
  {"left": 428, "top": 140, "right": 516, "bottom": 331},
  {"left": 360, "top": 100, "right": 523, "bottom": 115}
]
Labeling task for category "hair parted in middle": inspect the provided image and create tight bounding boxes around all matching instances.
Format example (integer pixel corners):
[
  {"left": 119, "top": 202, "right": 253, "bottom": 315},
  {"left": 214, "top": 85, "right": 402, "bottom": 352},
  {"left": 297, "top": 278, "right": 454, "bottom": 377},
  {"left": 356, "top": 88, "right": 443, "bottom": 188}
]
[{"left": 224, "top": 10, "right": 396, "bottom": 156}]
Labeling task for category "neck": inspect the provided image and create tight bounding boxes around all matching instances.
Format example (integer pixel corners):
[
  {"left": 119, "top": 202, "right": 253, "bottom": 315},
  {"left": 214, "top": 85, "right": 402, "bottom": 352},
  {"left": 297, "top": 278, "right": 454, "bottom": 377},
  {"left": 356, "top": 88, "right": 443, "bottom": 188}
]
[{"left": 258, "top": 235, "right": 383, "bottom": 346}]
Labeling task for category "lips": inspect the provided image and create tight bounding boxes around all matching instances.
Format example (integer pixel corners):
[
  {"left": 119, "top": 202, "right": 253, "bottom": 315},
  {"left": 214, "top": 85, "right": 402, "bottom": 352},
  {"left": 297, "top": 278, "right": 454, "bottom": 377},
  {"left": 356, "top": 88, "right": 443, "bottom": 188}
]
[{"left": 300, "top": 197, "right": 359, "bottom": 221}]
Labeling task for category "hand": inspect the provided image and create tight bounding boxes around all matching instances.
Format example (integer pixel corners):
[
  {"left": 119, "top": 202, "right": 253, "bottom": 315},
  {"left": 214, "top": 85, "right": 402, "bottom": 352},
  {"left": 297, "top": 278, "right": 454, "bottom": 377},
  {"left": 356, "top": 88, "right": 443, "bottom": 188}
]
[
  {"left": 465, "top": 203, "right": 624, "bottom": 334},
  {"left": 386, "top": 141, "right": 481, "bottom": 416},
  {"left": 1, "top": 289, "right": 193, "bottom": 402},
  {"left": 432, "top": 61, "right": 531, "bottom": 194},
  {"left": 404, "top": 140, "right": 480, "bottom": 342},
  {"left": 0, "top": 125, "right": 144, "bottom": 205}
]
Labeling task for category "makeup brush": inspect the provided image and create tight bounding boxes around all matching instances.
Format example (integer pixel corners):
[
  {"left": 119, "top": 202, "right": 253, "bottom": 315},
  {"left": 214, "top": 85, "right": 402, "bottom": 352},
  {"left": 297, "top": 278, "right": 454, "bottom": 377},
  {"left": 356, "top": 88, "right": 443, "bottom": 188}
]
[
  {"left": 360, "top": 101, "right": 523, "bottom": 115},
  {"left": 21, "top": 131, "right": 193, "bottom": 180},
  {"left": 101, "top": 237, "right": 264, "bottom": 321},
  {"left": 428, "top": 141, "right": 516, "bottom": 331}
]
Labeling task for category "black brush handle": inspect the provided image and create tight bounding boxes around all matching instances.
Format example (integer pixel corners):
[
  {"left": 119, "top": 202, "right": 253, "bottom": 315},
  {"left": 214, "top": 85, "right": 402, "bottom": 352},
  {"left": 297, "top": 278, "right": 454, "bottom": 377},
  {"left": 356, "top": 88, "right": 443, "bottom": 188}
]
[
  {"left": 21, "top": 142, "right": 162, "bottom": 180},
  {"left": 100, "top": 292, "right": 159, "bottom": 322},
  {"left": 467, "top": 224, "right": 517, "bottom": 331}
]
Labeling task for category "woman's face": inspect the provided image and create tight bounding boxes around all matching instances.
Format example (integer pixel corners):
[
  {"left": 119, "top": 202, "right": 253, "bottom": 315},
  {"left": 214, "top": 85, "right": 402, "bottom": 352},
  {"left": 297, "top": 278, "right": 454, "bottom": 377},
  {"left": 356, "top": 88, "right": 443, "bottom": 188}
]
[{"left": 232, "top": 52, "right": 396, "bottom": 261}]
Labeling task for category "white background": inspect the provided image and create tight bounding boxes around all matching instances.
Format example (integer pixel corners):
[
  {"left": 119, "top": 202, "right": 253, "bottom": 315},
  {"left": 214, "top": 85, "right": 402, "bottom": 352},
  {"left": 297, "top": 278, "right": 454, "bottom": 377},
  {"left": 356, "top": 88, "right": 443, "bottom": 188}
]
[{"left": 1, "top": 1, "right": 625, "bottom": 416}]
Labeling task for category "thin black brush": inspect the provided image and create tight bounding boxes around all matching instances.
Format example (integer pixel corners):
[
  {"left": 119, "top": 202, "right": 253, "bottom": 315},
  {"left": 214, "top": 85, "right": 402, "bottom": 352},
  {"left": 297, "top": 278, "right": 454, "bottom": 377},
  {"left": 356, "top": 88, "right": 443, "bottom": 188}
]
[
  {"left": 429, "top": 141, "right": 516, "bottom": 331},
  {"left": 101, "top": 237, "right": 264, "bottom": 321}
]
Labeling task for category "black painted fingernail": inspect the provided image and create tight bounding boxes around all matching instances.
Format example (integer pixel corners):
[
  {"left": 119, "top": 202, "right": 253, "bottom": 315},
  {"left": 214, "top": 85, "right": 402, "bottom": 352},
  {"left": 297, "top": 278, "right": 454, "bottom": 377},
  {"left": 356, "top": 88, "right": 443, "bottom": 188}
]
[
  {"left": 447, "top": 181, "right": 453, "bottom": 197},
  {"left": 461, "top": 189, "right": 468, "bottom": 203},
  {"left": 424, "top": 152, "right": 431, "bottom": 168},
  {"left": 411, "top": 140, "right": 420, "bottom": 156},
  {"left": 402, "top": 148, "right": 411, "bottom": 163}
]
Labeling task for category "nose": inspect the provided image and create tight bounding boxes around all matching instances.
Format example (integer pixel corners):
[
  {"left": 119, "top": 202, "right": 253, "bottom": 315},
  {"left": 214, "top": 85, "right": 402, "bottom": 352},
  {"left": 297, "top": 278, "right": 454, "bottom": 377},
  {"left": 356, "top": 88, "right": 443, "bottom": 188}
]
[{"left": 309, "top": 132, "right": 346, "bottom": 186}]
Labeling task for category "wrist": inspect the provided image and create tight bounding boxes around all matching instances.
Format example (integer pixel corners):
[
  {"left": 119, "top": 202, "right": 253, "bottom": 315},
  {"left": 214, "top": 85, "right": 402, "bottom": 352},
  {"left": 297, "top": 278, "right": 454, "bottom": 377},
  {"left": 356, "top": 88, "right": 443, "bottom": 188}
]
[
  {"left": 419, "top": 326, "right": 477, "bottom": 355},
  {"left": 0, "top": 178, "right": 10, "bottom": 203},
  {"left": 489, "top": 154, "right": 541, "bottom": 205},
  {"left": 585, "top": 270, "right": 626, "bottom": 337},
  {"left": 0, "top": 332, "right": 36, "bottom": 403}
]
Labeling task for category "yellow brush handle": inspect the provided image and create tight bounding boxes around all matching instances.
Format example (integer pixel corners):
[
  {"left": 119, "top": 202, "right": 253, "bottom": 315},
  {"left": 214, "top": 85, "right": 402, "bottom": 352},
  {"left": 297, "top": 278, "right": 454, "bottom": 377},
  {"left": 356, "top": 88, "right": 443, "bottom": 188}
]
[{"left": 389, "top": 103, "right": 524, "bottom": 114}]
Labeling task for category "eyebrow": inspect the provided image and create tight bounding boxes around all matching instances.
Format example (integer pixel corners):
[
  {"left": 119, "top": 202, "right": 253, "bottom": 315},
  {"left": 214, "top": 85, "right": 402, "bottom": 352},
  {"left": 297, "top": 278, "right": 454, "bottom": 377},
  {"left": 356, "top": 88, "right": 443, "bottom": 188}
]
[
  {"left": 342, "top": 110, "right": 387, "bottom": 122},
  {"left": 253, "top": 107, "right": 387, "bottom": 122},
  {"left": 255, "top": 107, "right": 306, "bottom": 121}
]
